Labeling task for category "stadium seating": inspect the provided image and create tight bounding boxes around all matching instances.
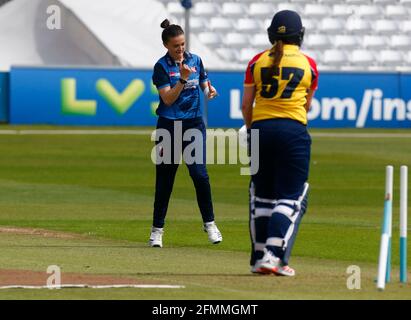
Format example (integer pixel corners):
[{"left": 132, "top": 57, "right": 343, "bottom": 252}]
[
  {"left": 215, "top": 48, "right": 239, "bottom": 62},
  {"left": 331, "top": 4, "right": 354, "bottom": 17},
  {"left": 349, "top": 49, "right": 375, "bottom": 66},
  {"left": 318, "top": 18, "right": 345, "bottom": 34},
  {"left": 250, "top": 33, "right": 270, "bottom": 49},
  {"left": 221, "top": 2, "right": 247, "bottom": 18},
  {"left": 401, "top": 20, "right": 411, "bottom": 33},
  {"left": 323, "top": 49, "right": 347, "bottom": 66},
  {"left": 166, "top": 2, "right": 185, "bottom": 17},
  {"left": 385, "top": 5, "right": 409, "bottom": 18},
  {"left": 192, "top": 2, "right": 219, "bottom": 17},
  {"left": 363, "top": 35, "right": 387, "bottom": 49},
  {"left": 302, "top": 18, "right": 318, "bottom": 30},
  {"left": 209, "top": 17, "right": 233, "bottom": 32},
  {"left": 235, "top": 18, "right": 261, "bottom": 33},
  {"left": 249, "top": 3, "right": 274, "bottom": 18},
  {"left": 356, "top": 5, "right": 382, "bottom": 18},
  {"left": 346, "top": 17, "right": 371, "bottom": 34},
  {"left": 276, "top": 3, "right": 303, "bottom": 13},
  {"left": 189, "top": 17, "right": 207, "bottom": 32},
  {"left": 305, "top": 34, "right": 330, "bottom": 49},
  {"left": 374, "top": 20, "right": 397, "bottom": 34},
  {"left": 334, "top": 35, "right": 358, "bottom": 49},
  {"left": 303, "top": 4, "right": 331, "bottom": 18},
  {"left": 198, "top": 32, "right": 222, "bottom": 47},
  {"left": 375, "top": 0, "right": 396, "bottom": 4},
  {"left": 161, "top": 0, "right": 411, "bottom": 71},
  {"left": 225, "top": 32, "right": 250, "bottom": 48},
  {"left": 346, "top": 0, "right": 371, "bottom": 4},
  {"left": 390, "top": 35, "right": 411, "bottom": 50},
  {"left": 377, "top": 50, "right": 404, "bottom": 66}
]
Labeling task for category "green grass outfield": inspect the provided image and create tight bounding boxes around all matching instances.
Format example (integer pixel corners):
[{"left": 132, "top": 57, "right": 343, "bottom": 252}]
[{"left": 0, "top": 125, "right": 410, "bottom": 299}]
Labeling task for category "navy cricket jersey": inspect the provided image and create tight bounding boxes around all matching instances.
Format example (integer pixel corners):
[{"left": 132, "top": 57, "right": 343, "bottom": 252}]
[{"left": 152, "top": 52, "right": 209, "bottom": 120}]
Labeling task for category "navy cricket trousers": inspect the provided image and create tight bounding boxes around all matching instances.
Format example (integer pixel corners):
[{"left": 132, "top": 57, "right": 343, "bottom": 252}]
[
  {"left": 251, "top": 118, "right": 311, "bottom": 200},
  {"left": 152, "top": 116, "right": 215, "bottom": 228},
  {"left": 250, "top": 118, "right": 311, "bottom": 265}
]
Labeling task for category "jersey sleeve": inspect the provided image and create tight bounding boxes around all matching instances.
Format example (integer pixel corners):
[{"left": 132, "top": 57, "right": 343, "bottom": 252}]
[
  {"left": 152, "top": 62, "right": 170, "bottom": 90},
  {"left": 199, "top": 58, "right": 209, "bottom": 84},
  {"left": 244, "top": 51, "right": 265, "bottom": 87},
  {"left": 304, "top": 54, "right": 319, "bottom": 91}
]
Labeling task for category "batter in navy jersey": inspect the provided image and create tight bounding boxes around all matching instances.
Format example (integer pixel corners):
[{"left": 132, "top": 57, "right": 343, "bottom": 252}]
[{"left": 149, "top": 19, "right": 222, "bottom": 248}]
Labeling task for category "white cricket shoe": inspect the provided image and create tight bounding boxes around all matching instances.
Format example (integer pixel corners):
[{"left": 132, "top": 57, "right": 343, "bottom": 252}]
[
  {"left": 203, "top": 221, "right": 222, "bottom": 244},
  {"left": 253, "top": 249, "right": 281, "bottom": 274},
  {"left": 252, "top": 249, "right": 296, "bottom": 276},
  {"left": 251, "top": 264, "right": 263, "bottom": 274},
  {"left": 149, "top": 227, "right": 163, "bottom": 248},
  {"left": 273, "top": 265, "right": 296, "bottom": 277}
]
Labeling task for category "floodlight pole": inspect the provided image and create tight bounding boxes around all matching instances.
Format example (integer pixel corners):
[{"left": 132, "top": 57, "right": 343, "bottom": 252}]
[
  {"left": 181, "top": 1, "right": 208, "bottom": 126},
  {"left": 181, "top": 0, "right": 192, "bottom": 52},
  {"left": 185, "top": 7, "right": 190, "bottom": 52}
]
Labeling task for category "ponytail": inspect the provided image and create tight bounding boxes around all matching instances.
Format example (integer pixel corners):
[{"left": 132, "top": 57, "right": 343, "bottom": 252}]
[
  {"left": 263, "top": 40, "right": 283, "bottom": 81},
  {"left": 270, "top": 40, "right": 284, "bottom": 70}
]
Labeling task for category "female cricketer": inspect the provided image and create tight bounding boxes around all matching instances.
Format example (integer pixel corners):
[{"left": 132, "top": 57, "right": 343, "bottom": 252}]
[
  {"left": 149, "top": 19, "right": 222, "bottom": 248},
  {"left": 242, "top": 10, "right": 319, "bottom": 276}
]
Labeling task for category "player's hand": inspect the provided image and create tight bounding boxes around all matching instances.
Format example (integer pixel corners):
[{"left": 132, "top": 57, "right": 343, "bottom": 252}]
[
  {"left": 207, "top": 85, "right": 218, "bottom": 100},
  {"left": 179, "top": 63, "right": 193, "bottom": 81}
]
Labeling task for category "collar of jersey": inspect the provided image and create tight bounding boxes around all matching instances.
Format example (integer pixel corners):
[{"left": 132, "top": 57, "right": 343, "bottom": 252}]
[{"left": 165, "top": 51, "right": 192, "bottom": 67}]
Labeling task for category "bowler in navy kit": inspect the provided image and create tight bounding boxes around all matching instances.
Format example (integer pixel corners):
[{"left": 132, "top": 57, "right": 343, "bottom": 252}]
[
  {"left": 149, "top": 19, "right": 222, "bottom": 248},
  {"left": 153, "top": 52, "right": 206, "bottom": 119}
]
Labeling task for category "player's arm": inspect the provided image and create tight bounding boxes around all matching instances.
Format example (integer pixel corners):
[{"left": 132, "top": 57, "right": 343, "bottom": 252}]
[
  {"left": 304, "top": 54, "right": 319, "bottom": 113},
  {"left": 305, "top": 88, "right": 315, "bottom": 112},
  {"left": 199, "top": 58, "right": 217, "bottom": 100},
  {"left": 242, "top": 57, "right": 257, "bottom": 129},
  {"left": 200, "top": 81, "right": 218, "bottom": 100},
  {"left": 155, "top": 63, "right": 193, "bottom": 106},
  {"left": 158, "top": 83, "right": 185, "bottom": 106},
  {"left": 242, "top": 86, "right": 256, "bottom": 129}
]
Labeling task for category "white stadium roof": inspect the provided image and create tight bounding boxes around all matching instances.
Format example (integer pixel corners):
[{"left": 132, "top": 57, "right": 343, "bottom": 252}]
[{"left": 0, "top": 0, "right": 225, "bottom": 70}]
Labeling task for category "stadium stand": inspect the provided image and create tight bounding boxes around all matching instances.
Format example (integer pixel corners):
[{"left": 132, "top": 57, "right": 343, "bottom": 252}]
[
  {"left": 161, "top": 0, "right": 411, "bottom": 71},
  {"left": 0, "top": 0, "right": 225, "bottom": 70}
]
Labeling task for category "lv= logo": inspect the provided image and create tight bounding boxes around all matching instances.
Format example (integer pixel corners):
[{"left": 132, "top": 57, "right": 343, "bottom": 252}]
[{"left": 61, "top": 78, "right": 148, "bottom": 116}]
